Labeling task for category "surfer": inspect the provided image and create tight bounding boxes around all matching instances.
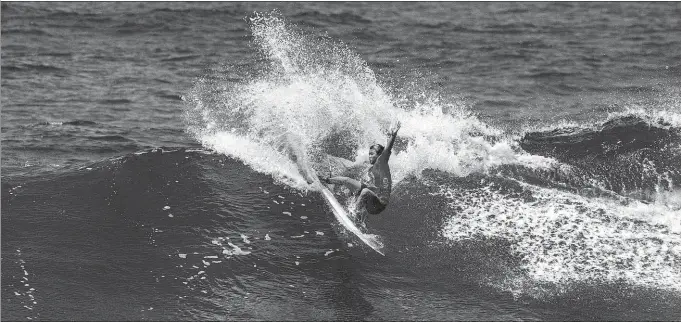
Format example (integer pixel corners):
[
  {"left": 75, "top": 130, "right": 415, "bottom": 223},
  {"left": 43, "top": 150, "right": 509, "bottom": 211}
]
[{"left": 320, "top": 121, "right": 401, "bottom": 217}]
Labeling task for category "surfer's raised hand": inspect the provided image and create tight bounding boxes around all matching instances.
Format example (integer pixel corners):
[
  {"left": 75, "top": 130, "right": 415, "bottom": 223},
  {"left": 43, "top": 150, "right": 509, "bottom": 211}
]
[
  {"left": 377, "top": 120, "right": 401, "bottom": 164},
  {"left": 389, "top": 120, "right": 401, "bottom": 137}
]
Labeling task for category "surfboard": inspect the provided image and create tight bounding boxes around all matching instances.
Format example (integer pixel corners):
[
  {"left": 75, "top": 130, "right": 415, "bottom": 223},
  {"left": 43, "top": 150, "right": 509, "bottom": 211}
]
[
  {"left": 318, "top": 183, "right": 385, "bottom": 256},
  {"left": 297, "top": 159, "right": 384, "bottom": 256}
]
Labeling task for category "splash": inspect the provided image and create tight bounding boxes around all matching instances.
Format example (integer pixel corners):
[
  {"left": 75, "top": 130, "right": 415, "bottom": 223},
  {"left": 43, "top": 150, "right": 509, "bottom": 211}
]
[
  {"left": 184, "top": 12, "right": 395, "bottom": 189},
  {"left": 184, "top": 11, "right": 519, "bottom": 190}
]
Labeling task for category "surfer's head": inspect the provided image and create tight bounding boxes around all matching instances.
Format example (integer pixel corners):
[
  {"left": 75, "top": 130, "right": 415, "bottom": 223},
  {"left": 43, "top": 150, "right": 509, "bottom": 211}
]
[{"left": 369, "top": 144, "right": 384, "bottom": 164}]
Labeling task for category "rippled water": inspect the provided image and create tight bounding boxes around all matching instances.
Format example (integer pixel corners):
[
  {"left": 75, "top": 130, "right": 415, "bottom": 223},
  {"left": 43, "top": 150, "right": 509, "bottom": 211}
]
[{"left": 2, "top": 2, "right": 680, "bottom": 321}]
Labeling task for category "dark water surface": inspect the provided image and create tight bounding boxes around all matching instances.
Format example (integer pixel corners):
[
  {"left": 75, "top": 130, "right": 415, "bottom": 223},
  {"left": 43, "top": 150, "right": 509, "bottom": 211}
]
[{"left": 2, "top": 2, "right": 681, "bottom": 321}]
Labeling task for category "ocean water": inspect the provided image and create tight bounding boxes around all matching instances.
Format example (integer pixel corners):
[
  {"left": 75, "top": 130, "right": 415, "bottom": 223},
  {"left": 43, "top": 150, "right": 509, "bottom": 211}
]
[{"left": 2, "top": 2, "right": 681, "bottom": 320}]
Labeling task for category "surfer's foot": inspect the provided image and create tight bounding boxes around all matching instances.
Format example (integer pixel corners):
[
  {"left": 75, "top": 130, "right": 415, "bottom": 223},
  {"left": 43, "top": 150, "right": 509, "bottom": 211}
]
[
  {"left": 354, "top": 213, "right": 367, "bottom": 230},
  {"left": 356, "top": 219, "right": 367, "bottom": 231},
  {"left": 318, "top": 175, "right": 331, "bottom": 184}
]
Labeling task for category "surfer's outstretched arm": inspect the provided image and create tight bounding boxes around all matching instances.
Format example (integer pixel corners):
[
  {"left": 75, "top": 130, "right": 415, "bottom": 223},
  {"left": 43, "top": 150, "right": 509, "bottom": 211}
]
[{"left": 377, "top": 121, "right": 401, "bottom": 164}]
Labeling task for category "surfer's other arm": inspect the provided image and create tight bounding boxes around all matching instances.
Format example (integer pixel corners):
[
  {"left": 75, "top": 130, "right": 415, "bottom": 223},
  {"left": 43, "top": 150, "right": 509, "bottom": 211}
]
[{"left": 377, "top": 121, "right": 401, "bottom": 164}]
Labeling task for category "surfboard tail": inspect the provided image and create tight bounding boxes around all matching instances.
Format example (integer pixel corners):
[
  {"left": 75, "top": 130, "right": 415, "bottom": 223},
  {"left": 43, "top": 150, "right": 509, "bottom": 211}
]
[{"left": 320, "top": 187, "right": 385, "bottom": 256}]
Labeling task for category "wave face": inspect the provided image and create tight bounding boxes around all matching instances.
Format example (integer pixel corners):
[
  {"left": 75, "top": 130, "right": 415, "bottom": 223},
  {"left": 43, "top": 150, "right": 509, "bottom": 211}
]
[{"left": 2, "top": 149, "right": 362, "bottom": 320}]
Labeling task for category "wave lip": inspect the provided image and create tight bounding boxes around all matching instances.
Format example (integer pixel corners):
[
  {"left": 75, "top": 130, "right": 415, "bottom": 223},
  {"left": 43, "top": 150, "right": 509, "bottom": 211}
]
[
  {"left": 520, "top": 115, "right": 680, "bottom": 160},
  {"left": 518, "top": 115, "right": 680, "bottom": 202}
]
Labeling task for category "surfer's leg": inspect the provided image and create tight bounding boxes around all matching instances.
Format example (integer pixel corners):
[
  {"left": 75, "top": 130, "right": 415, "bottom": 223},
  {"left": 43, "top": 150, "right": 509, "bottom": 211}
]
[
  {"left": 356, "top": 188, "right": 387, "bottom": 215},
  {"left": 355, "top": 208, "right": 369, "bottom": 229},
  {"left": 328, "top": 176, "right": 362, "bottom": 193}
]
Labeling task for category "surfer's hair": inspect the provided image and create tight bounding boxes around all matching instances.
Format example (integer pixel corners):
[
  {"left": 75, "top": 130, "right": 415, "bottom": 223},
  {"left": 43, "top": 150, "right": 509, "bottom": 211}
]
[{"left": 370, "top": 144, "right": 384, "bottom": 155}]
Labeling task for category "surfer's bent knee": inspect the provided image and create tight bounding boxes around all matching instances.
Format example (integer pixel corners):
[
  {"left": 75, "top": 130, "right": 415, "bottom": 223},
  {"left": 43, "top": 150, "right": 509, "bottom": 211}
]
[{"left": 358, "top": 188, "right": 387, "bottom": 215}]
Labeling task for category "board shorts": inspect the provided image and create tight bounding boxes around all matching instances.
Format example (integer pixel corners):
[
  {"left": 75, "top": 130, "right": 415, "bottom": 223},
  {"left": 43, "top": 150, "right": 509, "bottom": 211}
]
[
  {"left": 358, "top": 184, "right": 388, "bottom": 215},
  {"left": 364, "top": 195, "right": 387, "bottom": 215}
]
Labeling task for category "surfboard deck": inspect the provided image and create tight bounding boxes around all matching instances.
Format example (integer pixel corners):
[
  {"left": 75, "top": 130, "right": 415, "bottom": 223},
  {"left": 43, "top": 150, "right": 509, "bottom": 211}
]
[{"left": 318, "top": 184, "right": 385, "bottom": 256}]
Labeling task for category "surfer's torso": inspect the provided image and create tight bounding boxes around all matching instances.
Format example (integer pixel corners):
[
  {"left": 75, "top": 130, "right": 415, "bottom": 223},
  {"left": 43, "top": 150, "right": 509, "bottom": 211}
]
[{"left": 360, "top": 161, "right": 392, "bottom": 204}]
